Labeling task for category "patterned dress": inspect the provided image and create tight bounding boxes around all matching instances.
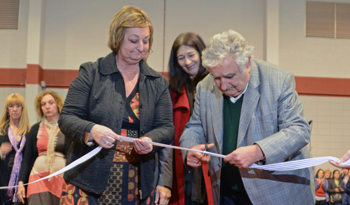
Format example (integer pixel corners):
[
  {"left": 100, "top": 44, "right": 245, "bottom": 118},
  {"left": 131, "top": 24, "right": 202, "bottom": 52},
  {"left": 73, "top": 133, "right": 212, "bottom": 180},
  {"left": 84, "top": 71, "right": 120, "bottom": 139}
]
[{"left": 60, "top": 84, "right": 154, "bottom": 205}]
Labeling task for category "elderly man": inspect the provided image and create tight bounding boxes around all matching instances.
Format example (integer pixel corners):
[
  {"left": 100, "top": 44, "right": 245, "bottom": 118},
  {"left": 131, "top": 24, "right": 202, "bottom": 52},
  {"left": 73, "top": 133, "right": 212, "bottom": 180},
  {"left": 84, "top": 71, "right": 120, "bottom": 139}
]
[{"left": 179, "top": 30, "right": 314, "bottom": 205}]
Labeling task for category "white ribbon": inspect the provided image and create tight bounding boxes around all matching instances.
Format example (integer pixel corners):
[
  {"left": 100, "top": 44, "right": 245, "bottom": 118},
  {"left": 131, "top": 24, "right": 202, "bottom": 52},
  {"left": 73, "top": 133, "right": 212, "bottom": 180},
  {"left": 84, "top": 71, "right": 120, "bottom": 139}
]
[
  {"left": 1, "top": 135, "right": 349, "bottom": 190},
  {"left": 0, "top": 146, "right": 102, "bottom": 190}
]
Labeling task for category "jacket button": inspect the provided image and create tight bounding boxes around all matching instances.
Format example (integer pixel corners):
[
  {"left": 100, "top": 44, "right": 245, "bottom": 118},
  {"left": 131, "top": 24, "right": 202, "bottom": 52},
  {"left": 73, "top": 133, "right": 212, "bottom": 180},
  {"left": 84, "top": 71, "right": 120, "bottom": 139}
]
[
  {"left": 141, "top": 129, "right": 145, "bottom": 134},
  {"left": 140, "top": 104, "right": 143, "bottom": 108}
]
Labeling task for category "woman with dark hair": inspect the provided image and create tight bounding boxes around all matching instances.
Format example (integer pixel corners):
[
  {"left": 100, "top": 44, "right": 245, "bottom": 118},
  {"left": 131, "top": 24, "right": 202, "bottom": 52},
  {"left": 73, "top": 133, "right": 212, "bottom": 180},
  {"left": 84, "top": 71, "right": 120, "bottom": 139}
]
[
  {"left": 315, "top": 169, "right": 328, "bottom": 205},
  {"left": 169, "top": 32, "right": 208, "bottom": 98},
  {"left": 328, "top": 169, "right": 345, "bottom": 205},
  {"left": 157, "top": 32, "right": 209, "bottom": 205},
  {"left": 0, "top": 94, "right": 30, "bottom": 205}
]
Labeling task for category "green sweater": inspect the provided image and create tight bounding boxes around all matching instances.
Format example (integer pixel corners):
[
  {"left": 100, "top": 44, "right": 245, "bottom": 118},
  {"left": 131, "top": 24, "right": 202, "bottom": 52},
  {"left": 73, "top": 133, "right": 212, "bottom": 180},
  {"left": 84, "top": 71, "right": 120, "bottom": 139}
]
[{"left": 221, "top": 95, "right": 246, "bottom": 193}]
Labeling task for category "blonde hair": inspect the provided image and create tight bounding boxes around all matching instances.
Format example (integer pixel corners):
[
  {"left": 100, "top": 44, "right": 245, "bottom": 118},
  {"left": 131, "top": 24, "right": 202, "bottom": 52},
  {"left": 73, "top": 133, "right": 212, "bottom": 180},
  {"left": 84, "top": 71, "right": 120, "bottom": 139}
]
[
  {"left": 0, "top": 93, "right": 30, "bottom": 136},
  {"left": 108, "top": 5, "right": 153, "bottom": 53},
  {"left": 35, "top": 90, "right": 64, "bottom": 119},
  {"left": 202, "top": 29, "right": 254, "bottom": 73}
]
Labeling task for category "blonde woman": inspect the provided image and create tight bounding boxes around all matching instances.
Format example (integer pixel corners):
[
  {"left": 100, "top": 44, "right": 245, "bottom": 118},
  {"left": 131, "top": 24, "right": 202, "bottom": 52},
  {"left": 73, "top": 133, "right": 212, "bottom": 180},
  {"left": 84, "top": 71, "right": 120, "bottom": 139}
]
[
  {"left": 0, "top": 93, "right": 30, "bottom": 205},
  {"left": 17, "top": 90, "right": 66, "bottom": 205}
]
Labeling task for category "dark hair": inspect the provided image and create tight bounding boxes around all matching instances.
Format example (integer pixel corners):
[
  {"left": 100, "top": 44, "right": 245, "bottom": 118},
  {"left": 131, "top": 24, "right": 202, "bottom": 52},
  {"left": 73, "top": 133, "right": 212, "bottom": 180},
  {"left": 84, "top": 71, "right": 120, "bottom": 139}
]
[
  {"left": 168, "top": 32, "right": 208, "bottom": 94},
  {"left": 333, "top": 169, "right": 340, "bottom": 179},
  {"left": 315, "top": 169, "right": 324, "bottom": 178}
]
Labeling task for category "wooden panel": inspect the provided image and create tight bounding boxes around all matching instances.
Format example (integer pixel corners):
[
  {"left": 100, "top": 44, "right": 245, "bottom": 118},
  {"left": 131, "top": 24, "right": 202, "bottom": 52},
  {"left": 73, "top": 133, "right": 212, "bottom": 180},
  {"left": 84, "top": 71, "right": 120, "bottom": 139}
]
[
  {"left": 306, "top": 1, "right": 335, "bottom": 38},
  {"left": 43, "top": 70, "right": 79, "bottom": 88},
  {"left": 26, "top": 64, "right": 43, "bottom": 84},
  {"left": 336, "top": 3, "right": 350, "bottom": 39},
  {"left": 0, "top": 0, "right": 20, "bottom": 29},
  {"left": 0, "top": 68, "right": 26, "bottom": 87},
  {"left": 295, "top": 76, "right": 350, "bottom": 97},
  {"left": 2, "top": 68, "right": 350, "bottom": 96}
]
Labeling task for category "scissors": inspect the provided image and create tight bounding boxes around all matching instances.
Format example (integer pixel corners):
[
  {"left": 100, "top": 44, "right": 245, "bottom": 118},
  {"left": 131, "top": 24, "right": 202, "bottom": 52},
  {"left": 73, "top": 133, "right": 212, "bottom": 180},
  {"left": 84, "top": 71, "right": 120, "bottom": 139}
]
[{"left": 204, "top": 143, "right": 208, "bottom": 156}]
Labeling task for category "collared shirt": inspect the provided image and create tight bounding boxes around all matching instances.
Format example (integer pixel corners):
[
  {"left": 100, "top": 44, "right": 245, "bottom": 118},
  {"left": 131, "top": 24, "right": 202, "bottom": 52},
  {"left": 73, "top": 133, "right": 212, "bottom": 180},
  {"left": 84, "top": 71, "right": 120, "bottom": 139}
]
[{"left": 230, "top": 84, "right": 248, "bottom": 103}]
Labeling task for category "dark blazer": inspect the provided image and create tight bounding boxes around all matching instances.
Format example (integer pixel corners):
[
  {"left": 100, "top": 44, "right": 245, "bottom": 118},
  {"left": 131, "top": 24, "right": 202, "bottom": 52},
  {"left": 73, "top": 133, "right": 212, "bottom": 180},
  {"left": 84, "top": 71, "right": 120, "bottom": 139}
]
[
  {"left": 18, "top": 122, "right": 40, "bottom": 184},
  {"left": 58, "top": 52, "right": 174, "bottom": 199},
  {"left": 328, "top": 178, "right": 345, "bottom": 204}
]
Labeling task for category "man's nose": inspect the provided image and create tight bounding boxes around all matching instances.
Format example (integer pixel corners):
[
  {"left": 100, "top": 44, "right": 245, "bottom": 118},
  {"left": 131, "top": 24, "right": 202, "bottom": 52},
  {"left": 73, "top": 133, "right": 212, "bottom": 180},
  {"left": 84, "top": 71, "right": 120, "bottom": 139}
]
[{"left": 220, "top": 79, "right": 228, "bottom": 91}]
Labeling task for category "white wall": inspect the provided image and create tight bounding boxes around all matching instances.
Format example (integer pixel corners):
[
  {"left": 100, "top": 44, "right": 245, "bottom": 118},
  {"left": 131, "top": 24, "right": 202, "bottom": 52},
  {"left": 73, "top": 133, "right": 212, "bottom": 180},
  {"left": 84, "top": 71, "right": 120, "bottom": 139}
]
[
  {"left": 41, "top": 0, "right": 165, "bottom": 71},
  {"left": 164, "top": 0, "right": 264, "bottom": 71},
  {"left": 0, "top": 0, "right": 29, "bottom": 68},
  {"left": 300, "top": 95, "right": 350, "bottom": 172},
  {"left": 279, "top": 0, "right": 350, "bottom": 77},
  {"left": 40, "top": 0, "right": 265, "bottom": 72}
]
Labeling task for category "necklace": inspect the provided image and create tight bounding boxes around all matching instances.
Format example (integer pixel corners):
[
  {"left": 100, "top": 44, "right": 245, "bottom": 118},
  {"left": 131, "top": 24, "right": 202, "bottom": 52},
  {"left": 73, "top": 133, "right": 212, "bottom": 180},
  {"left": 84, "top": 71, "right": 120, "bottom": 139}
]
[
  {"left": 118, "top": 65, "right": 139, "bottom": 74},
  {"left": 10, "top": 126, "right": 21, "bottom": 141}
]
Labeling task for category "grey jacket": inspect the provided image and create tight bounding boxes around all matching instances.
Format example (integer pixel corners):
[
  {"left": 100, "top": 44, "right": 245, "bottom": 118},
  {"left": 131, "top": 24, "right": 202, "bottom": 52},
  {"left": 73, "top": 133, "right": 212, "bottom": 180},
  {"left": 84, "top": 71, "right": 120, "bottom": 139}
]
[
  {"left": 179, "top": 59, "right": 314, "bottom": 205},
  {"left": 58, "top": 52, "right": 174, "bottom": 199}
]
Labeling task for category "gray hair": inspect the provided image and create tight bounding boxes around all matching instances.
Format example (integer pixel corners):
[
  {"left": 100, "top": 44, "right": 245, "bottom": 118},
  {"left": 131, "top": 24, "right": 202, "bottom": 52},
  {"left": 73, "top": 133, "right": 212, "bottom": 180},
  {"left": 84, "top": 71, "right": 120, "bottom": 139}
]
[{"left": 202, "top": 29, "right": 254, "bottom": 73}]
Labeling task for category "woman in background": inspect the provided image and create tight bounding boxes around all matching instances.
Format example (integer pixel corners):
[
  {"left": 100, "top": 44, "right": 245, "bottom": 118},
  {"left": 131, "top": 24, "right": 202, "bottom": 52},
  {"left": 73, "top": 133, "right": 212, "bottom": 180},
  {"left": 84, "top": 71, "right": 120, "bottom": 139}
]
[
  {"left": 325, "top": 169, "right": 332, "bottom": 181},
  {"left": 315, "top": 169, "right": 328, "bottom": 205},
  {"left": 328, "top": 169, "right": 345, "bottom": 205},
  {"left": 324, "top": 169, "right": 332, "bottom": 205},
  {"left": 158, "top": 32, "right": 209, "bottom": 205},
  {"left": 0, "top": 93, "right": 30, "bottom": 205},
  {"left": 17, "top": 90, "right": 66, "bottom": 205}
]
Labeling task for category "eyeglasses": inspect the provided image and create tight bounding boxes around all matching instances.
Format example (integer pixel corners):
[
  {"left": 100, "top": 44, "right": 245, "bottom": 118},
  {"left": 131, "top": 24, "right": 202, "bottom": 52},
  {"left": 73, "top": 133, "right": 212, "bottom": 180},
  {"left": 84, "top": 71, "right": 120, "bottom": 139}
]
[{"left": 7, "top": 104, "right": 23, "bottom": 109}]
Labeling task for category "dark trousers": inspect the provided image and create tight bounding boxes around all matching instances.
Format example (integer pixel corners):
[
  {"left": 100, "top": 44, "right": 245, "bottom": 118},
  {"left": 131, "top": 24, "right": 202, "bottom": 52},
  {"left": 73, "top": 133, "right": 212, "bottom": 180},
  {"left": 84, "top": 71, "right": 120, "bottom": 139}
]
[
  {"left": 220, "top": 188, "right": 252, "bottom": 205},
  {"left": 315, "top": 200, "right": 326, "bottom": 205}
]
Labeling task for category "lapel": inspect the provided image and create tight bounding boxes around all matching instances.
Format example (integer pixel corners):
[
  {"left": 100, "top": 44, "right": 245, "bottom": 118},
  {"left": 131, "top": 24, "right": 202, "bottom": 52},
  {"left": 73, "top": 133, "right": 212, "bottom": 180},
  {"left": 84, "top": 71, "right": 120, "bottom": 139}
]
[
  {"left": 237, "top": 60, "right": 260, "bottom": 147},
  {"left": 209, "top": 79, "right": 224, "bottom": 154}
]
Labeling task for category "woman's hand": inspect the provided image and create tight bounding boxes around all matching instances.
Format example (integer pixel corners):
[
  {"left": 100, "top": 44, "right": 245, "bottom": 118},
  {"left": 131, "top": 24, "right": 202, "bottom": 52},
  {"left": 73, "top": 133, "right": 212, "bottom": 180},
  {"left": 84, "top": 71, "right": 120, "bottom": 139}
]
[
  {"left": 17, "top": 181, "right": 25, "bottom": 204},
  {"left": 155, "top": 185, "right": 171, "bottom": 205},
  {"left": 133, "top": 136, "right": 153, "bottom": 154},
  {"left": 330, "top": 149, "right": 350, "bottom": 168},
  {"left": 0, "top": 142, "right": 12, "bottom": 158},
  {"left": 335, "top": 188, "right": 339, "bottom": 192},
  {"left": 90, "top": 124, "right": 120, "bottom": 149}
]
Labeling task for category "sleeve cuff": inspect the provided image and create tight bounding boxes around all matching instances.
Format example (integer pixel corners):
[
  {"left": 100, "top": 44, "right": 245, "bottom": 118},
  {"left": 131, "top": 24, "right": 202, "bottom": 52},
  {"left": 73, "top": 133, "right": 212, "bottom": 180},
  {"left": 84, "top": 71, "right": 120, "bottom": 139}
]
[
  {"left": 84, "top": 132, "right": 95, "bottom": 146},
  {"left": 0, "top": 152, "right": 5, "bottom": 160},
  {"left": 85, "top": 123, "right": 95, "bottom": 133}
]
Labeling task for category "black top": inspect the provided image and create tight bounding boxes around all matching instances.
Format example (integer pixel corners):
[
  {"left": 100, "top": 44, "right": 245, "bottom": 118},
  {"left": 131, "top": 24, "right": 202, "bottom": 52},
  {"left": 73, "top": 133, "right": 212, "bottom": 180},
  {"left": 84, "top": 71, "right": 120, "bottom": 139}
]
[
  {"left": 58, "top": 52, "right": 174, "bottom": 198},
  {"left": 0, "top": 125, "right": 25, "bottom": 204},
  {"left": 328, "top": 178, "right": 345, "bottom": 194}
]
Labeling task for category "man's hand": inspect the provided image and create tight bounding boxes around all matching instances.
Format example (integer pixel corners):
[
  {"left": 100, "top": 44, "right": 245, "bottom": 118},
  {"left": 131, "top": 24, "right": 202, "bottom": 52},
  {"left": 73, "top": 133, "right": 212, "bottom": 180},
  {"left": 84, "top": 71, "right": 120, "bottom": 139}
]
[
  {"left": 224, "top": 144, "right": 264, "bottom": 169},
  {"left": 330, "top": 149, "right": 350, "bottom": 169},
  {"left": 155, "top": 185, "right": 171, "bottom": 205},
  {"left": 186, "top": 144, "right": 214, "bottom": 168}
]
